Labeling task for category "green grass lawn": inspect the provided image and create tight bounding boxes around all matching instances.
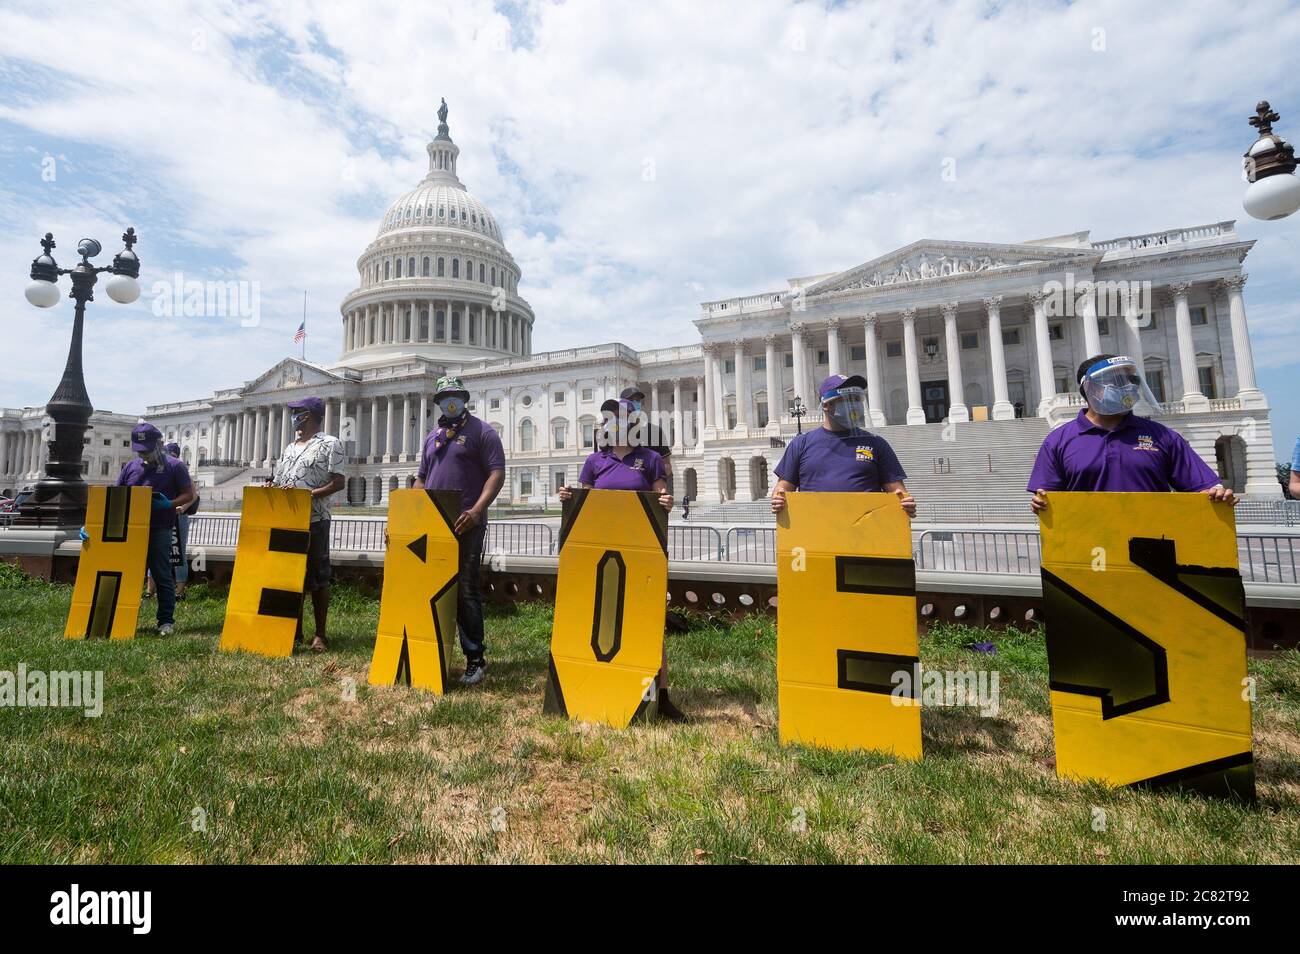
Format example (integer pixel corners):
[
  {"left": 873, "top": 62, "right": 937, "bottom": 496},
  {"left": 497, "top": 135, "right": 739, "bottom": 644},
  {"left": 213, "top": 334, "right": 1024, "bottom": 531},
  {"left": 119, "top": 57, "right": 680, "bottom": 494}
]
[{"left": 0, "top": 565, "right": 1297, "bottom": 864}]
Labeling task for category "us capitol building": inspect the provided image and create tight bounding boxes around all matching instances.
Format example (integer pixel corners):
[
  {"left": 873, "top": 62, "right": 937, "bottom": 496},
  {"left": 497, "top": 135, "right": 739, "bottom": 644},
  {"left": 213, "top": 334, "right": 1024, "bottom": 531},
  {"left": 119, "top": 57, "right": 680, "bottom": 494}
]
[{"left": 0, "top": 104, "right": 1278, "bottom": 507}]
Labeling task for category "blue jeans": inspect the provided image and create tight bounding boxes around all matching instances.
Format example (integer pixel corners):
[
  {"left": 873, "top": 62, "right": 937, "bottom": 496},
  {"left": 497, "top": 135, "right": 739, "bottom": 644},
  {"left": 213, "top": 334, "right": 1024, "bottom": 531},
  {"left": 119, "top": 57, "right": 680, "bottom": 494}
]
[
  {"left": 457, "top": 523, "right": 487, "bottom": 661},
  {"left": 174, "top": 513, "right": 190, "bottom": 584},
  {"left": 147, "top": 525, "right": 177, "bottom": 626}
]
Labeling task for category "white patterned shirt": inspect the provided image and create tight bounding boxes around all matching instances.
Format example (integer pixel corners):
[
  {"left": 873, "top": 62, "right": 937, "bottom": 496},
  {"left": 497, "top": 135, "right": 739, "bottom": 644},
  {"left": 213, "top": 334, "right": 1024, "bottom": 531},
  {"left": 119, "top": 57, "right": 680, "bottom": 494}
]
[{"left": 273, "top": 433, "right": 345, "bottom": 522}]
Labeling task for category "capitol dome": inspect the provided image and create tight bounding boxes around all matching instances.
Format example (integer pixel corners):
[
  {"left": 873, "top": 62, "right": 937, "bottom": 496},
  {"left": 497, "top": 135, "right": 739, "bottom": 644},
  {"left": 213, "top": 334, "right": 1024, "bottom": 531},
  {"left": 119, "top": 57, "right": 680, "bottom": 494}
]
[{"left": 337, "top": 99, "right": 535, "bottom": 370}]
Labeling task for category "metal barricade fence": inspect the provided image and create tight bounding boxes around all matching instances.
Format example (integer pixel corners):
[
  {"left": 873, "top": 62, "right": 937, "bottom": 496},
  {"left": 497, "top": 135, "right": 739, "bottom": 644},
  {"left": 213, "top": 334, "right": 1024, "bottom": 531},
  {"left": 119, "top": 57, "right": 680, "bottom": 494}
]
[
  {"left": 913, "top": 530, "right": 1041, "bottom": 575},
  {"left": 483, "top": 522, "right": 554, "bottom": 556},
  {"left": 1235, "top": 500, "right": 1300, "bottom": 527},
  {"left": 668, "top": 525, "right": 723, "bottom": 561},
  {"left": 1238, "top": 535, "right": 1300, "bottom": 584},
  {"left": 724, "top": 526, "right": 777, "bottom": 564}
]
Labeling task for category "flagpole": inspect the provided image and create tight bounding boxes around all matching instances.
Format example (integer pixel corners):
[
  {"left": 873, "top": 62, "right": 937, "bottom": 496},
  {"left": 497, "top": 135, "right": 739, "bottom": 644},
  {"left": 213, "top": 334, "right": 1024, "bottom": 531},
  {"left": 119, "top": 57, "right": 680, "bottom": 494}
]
[{"left": 301, "top": 290, "right": 307, "bottom": 361}]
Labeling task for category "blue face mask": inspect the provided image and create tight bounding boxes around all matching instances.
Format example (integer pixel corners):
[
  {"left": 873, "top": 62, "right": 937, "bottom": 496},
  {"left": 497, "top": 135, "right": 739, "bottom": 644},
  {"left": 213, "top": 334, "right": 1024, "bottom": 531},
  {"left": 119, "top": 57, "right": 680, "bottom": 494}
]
[
  {"left": 437, "top": 396, "right": 465, "bottom": 419},
  {"left": 1091, "top": 383, "right": 1140, "bottom": 416},
  {"left": 292, "top": 411, "right": 311, "bottom": 431}
]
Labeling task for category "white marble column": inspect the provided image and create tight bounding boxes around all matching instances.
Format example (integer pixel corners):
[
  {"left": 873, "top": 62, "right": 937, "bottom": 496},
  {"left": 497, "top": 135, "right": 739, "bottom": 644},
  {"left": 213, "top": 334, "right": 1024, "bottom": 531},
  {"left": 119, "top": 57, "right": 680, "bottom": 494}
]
[
  {"left": 791, "top": 322, "right": 808, "bottom": 407},
  {"left": 701, "top": 345, "right": 716, "bottom": 429},
  {"left": 902, "top": 309, "right": 924, "bottom": 425},
  {"left": 252, "top": 409, "right": 265, "bottom": 467},
  {"left": 863, "top": 313, "right": 884, "bottom": 426},
  {"left": 369, "top": 399, "right": 379, "bottom": 459},
  {"left": 1030, "top": 292, "right": 1055, "bottom": 416},
  {"left": 337, "top": 400, "right": 349, "bottom": 451},
  {"left": 1120, "top": 288, "right": 1148, "bottom": 405},
  {"left": 408, "top": 302, "right": 416, "bottom": 343},
  {"left": 418, "top": 394, "right": 428, "bottom": 444},
  {"left": 0, "top": 429, "right": 10, "bottom": 477},
  {"left": 649, "top": 380, "right": 661, "bottom": 438},
  {"left": 985, "top": 295, "right": 1013, "bottom": 420},
  {"left": 941, "top": 302, "right": 969, "bottom": 422},
  {"left": 1171, "top": 281, "right": 1207, "bottom": 408},
  {"left": 279, "top": 406, "right": 289, "bottom": 454},
  {"left": 1080, "top": 283, "right": 1101, "bottom": 358},
  {"left": 672, "top": 379, "right": 684, "bottom": 450},
  {"left": 323, "top": 400, "right": 334, "bottom": 438},
  {"left": 763, "top": 334, "right": 780, "bottom": 431},
  {"left": 386, "top": 394, "right": 397, "bottom": 460},
  {"left": 694, "top": 377, "right": 706, "bottom": 449},
  {"left": 402, "top": 395, "right": 412, "bottom": 458},
  {"left": 733, "top": 340, "right": 749, "bottom": 429},
  {"left": 826, "top": 318, "right": 841, "bottom": 377},
  {"left": 1221, "top": 275, "right": 1262, "bottom": 404}
]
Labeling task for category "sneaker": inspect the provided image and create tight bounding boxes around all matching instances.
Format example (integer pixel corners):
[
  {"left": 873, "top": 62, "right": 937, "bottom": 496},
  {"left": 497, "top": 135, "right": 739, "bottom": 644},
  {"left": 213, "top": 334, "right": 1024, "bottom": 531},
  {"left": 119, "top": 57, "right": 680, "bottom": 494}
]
[
  {"left": 460, "top": 658, "right": 486, "bottom": 685},
  {"left": 157, "top": 623, "right": 174, "bottom": 636}
]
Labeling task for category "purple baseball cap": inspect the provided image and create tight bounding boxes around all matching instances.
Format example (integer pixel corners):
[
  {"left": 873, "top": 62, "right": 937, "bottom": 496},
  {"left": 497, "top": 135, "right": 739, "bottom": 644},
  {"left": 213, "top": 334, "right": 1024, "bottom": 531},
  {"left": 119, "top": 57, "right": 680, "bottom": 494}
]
[
  {"left": 164, "top": 442, "right": 181, "bottom": 457},
  {"left": 818, "top": 373, "right": 867, "bottom": 402},
  {"left": 287, "top": 396, "right": 325, "bottom": 421},
  {"left": 130, "top": 422, "right": 163, "bottom": 452}
]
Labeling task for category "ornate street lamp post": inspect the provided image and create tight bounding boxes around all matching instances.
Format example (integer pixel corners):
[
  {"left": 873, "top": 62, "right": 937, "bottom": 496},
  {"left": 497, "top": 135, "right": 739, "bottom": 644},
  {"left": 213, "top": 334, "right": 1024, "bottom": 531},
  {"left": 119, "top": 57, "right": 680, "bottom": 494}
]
[
  {"left": 1242, "top": 101, "right": 1300, "bottom": 221},
  {"left": 790, "top": 395, "right": 807, "bottom": 434},
  {"left": 15, "top": 229, "right": 141, "bottom": 528}
]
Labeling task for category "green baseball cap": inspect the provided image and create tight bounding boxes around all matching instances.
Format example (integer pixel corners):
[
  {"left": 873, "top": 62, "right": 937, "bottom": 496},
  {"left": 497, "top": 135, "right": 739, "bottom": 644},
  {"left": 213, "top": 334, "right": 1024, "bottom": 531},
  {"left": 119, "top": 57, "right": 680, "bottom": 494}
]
[{"left": 434, "top": 375, "right": 469, "bottom": 398}]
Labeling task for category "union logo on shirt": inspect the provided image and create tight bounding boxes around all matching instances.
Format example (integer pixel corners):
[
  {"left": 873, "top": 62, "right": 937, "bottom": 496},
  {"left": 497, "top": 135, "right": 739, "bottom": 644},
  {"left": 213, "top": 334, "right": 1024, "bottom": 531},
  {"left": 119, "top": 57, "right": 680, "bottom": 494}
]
[
  {"left": 855, "top": 445, "right": 875, "bottom": 461},
  {"left": 630, "top": 458, "right": 645, "bottom": 470},
  {"left": 1134, "top": 435, "right": 1156, "bottom": 452}
]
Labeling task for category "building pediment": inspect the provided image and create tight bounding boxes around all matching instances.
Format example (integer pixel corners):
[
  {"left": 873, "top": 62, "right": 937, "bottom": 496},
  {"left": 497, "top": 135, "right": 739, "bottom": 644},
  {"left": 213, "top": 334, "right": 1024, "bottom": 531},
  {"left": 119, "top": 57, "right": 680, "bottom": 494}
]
[
  {"left": 243, "top": 358, "right": 343, "bottom": 395},
  {"left": 802, "top": 240, "right": 1097, "bottom": 297}
]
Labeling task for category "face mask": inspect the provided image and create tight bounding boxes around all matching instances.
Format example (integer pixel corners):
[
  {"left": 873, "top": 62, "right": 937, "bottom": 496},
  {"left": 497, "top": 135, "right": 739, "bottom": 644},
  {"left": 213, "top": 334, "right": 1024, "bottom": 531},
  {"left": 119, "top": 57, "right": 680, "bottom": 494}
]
[
  {"left": 138, "top": 447, "right": 164, "bottom": 466},
  {"left": 1090, "top": 383, "right": 1140, "bottom": 416},
  {"left": 437, "top": 396, "right": 465, "bottom": 419},
  {"left": 629, "top": 399, "right": 643, "bottom": 412},
  {"left": 292, "top": 411, "right": 311, "bottom": 431}
]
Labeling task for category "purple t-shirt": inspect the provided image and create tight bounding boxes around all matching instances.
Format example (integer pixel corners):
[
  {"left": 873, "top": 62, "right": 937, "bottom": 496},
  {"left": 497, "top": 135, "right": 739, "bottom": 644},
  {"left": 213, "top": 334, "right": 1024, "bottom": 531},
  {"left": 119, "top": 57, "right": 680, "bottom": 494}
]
[
  {"left": 1026, "top": 410, "right": 1220, "bottom": 493},
  {"left": 116, "top": 455, "right": 192, "bottom": 529},
  {"left": 578, "top": 447, "right": 667, "bottom": 491},
  {"left": 417, "top": 414, "right": 506, "bottom": 514},
  {"left": 774, "top": 427, "right": 906, "bottom": 492}
]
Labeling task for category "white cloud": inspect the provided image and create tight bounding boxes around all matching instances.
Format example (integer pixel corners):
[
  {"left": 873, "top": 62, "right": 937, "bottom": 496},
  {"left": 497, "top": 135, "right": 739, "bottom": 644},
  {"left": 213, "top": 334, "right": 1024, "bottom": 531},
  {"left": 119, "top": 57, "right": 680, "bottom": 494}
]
[{"left": 0, "top": 0, "right": 1298, "bottom": 451}]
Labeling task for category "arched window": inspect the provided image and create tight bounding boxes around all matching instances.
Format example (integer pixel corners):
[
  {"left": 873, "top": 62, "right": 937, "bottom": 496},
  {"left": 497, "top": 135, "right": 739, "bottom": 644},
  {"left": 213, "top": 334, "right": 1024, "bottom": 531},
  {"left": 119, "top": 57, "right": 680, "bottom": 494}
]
[
  {"left": 466, "top": 259, "right": 472, "bottom": 280},
  {"left": 383, "top": 260, "right": 390, "bottom": 279},
  {"left": 452, "top": 259, "right": 460, "bottom": 279},
  {"left": 491, "top": 266, "right": 496, "bottom": 286},
  {"left": 408, "top": 256, "right": 415, "bottom": 276},
  {"left": 437, "top": 257, "right": 445, "bottom": 277},
  {"left": 418, "top": 309, "right": 429, "bottom": 340},
  {"left": 438, "top": 206, "right": 445, "bottom": 218},
  {"left": 451, "top": 310, "right": 461, "bottom": 341},
  {"left": 479, "top": 263, "right": 485, "bottom": 283},
  {"left": 395, "top": 258, "right": 402, "bottom": 278},
  {"left": 435, "top": 310, "right": 446, "bottom": 340},
  {"left": 519, "top": 419, "right": 535, "bottom": 452},
  {"left": 422, "top": 256, "right": 430, "bottom": 277}
]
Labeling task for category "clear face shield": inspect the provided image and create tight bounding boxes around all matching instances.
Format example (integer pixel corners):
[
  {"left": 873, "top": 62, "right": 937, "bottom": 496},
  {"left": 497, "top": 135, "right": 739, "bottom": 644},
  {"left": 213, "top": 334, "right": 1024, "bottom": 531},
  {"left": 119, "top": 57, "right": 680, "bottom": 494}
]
[
  {"left": 823, "top": 386, "right": 871, "bottom": 432},
  {"left": 1080, "top": 356, "right": 1160, "bottom": 416},
  {"left": 600, "top": 407, "right": 650, "bottom": 447}
]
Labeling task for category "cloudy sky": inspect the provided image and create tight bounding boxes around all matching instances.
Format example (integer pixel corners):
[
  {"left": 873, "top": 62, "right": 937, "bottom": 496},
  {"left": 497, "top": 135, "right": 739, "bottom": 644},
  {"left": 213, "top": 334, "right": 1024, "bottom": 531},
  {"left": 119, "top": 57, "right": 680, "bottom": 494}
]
[{"left": 1, "top": 0, "right": 1298, "bottom": 459}]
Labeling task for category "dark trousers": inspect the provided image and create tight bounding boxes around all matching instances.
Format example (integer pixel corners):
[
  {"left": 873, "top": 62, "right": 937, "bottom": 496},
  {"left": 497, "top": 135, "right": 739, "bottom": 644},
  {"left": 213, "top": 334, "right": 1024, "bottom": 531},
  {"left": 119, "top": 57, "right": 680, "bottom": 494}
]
[
  {"left": 146, "top": 525, "right": 177, "bottom": 626},
  {"left": 457, "top": 522, "right": 487, "bottom": 661}
]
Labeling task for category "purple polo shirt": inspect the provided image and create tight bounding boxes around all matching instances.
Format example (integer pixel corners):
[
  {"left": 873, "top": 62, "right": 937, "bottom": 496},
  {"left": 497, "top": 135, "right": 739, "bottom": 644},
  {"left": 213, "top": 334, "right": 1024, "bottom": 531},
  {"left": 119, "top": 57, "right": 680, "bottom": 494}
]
[
  {"left": 116, "top": 455, "right": 193, "bottom": 529},
  {"left": 1026, "top": 409, "right": 1219, "bottom": 493},
  {"left": 578, "top": 447, "right": 667, "bottom": 491},
  {"left": 417, "top": 414, "right": 505, "bottom": 514},
  {"left": 774, "top": 427, "right": 907, "bottom": 492}
]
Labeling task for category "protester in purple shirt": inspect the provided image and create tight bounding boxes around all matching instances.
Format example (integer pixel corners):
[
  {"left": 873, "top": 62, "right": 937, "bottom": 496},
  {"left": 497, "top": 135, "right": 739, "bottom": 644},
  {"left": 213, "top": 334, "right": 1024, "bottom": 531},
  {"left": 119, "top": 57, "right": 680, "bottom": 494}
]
[
  {"left": 414, "top": 376, "right": 505, "bottom": 685},
  {"left": 559, "top": 399, "right": 680, "bottom": 719},
  {"left": 771, "top": 374, "right": 917, "bottom": 517},
  {"left": 1028, "top": 354, "right": 1236, "bottom": 515},
  {"left": 113, "top": 422, "right": 195, "bottom": 635}
]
